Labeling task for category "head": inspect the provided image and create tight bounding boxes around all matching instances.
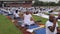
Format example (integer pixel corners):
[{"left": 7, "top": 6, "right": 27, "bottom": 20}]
[
  {"left": 15, "top": 10, "right": 18, "bottom": 13},
  {"left": 49, "top": 14, "right": 55, "bottom": 22},
  {"left": 25, "top": 11, "right": 30, "bottom": 15}
]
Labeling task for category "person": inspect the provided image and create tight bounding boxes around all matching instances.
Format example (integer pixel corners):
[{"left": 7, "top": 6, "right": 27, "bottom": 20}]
[
  {"left": 7, "top": 9, "right": 14, "bottom": 19},
  {"left": 22, "top": 11, "right": 35, "bottom": 27},
  {"left": 14, "top": 10, "right": 20, "bottom": 20},
  {"left": 17, "top": 11, "right": 24, "bottom": 26},
  {"left": 8, "top": 9, "right": 12, "bottom": 15},
  {"left": 45, "top": 14, "right": 58, "bottom": 34},
  {"left": 38, "top": 9, "right": 42, "bottom": 16}
]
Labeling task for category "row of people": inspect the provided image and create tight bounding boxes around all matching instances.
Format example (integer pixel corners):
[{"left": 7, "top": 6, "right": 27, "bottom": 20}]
[{"left": 0, "top": 7, "right": 57, "bottom": 14}]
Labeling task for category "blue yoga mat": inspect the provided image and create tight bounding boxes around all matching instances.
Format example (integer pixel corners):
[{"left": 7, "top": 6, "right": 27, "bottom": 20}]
[
  {"left": 0, "top": 12, "right": 2, "bottom": 14},
  {"left": 27, "top": 24, "right": 39, "bottom": 29},
  {"left": 17, "top": 19, "right": 23, "bottom": 25},
  {"left": 27, "top": 24, "right": 46, "bottom": 34},
  {"left": 34, "top": 28, "right": 46, "bottom": 34}
]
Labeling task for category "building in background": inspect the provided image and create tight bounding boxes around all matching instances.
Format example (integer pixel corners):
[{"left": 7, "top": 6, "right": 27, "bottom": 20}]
[{"left": 0, "top": 0, "right": 33, "bottom": 7}]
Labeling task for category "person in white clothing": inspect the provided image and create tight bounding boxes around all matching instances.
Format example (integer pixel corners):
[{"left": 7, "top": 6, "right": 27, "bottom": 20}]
[
  {"left": 38, "top": 9, "right": 42, "bottom": 16},
  {"left": 14, "top": 10, "right": 20, "bottom": 20},
  {"left": 7, "top": 9, "right": 14, "bottom": 19},
  {"left": 46, "top": 14, "right": 58, "bottom": 34},
  {"left": 22, "top": 11, "right": 35, "bottom": 27}
]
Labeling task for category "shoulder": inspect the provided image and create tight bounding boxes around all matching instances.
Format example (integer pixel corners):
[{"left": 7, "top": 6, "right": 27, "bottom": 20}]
[
  {"left": 46, "top": 21, "right": 50, "bottom": 24},
  {"left": 46, "top": 20, "right": 52, "bottom": 25},
  {"left": 29, "top": 14, "right": 32, "bottom": 16},
  {"left": 46, "top": 20, "right": 53, "bottom": 27},
  {"left": 29, "top": 14, "right": 31, "bottom": 15}
]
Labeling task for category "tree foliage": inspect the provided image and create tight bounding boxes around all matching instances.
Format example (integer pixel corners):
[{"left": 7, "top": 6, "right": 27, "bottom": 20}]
[{"left": 33, "top": 1, "right": 60, "bottom": 6}]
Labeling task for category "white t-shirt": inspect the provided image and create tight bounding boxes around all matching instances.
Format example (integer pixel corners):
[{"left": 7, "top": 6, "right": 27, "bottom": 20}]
[
  {"left": 21, "top": 8, "right": 26, "bottom": 12},
  {"left": 14, "top": 12, "right": 19, "bottom": 17},
  {"left": 8, "top": 10, "right": 12, "bottom": 14},
  {"left": 23, "top": 14, "right": 32, "bottom": 25},
  {"left": 46, "top": 21, "right": 58, "bottom": 34}
]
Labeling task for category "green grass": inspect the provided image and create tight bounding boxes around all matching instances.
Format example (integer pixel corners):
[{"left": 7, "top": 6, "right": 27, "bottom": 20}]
[
  {"left": 58, "top": 21, "right": 60, "bottom": 27},
  {"left": 54, "top": 14, "right": 58, "bottom": 16},
  {"left": 0, "top": 15, "right": 22, "bottom": 34},
  {"left": 32, "top": 15, "right": 60, "bottom": 27},
  {"left": 32, "top": 15, "right": 48, "bottom": 24}
]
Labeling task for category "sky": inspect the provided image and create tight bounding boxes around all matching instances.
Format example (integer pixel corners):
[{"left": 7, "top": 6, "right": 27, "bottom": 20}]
[{"left": 39, "top": 0, "right": 59, "bottom": 3}]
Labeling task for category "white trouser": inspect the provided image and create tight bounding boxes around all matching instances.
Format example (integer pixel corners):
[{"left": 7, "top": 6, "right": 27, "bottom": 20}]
[{"left": 21, "top": 21, "right": 35, "bottom": 27}]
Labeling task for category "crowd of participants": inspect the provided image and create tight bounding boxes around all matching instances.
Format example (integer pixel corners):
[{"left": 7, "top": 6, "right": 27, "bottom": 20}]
[
  {"left": 0, "top": 7, "right": 60, "bottom": 34},
  {"left": 0, "top": 6, "right": 59, "bottom": 14}
]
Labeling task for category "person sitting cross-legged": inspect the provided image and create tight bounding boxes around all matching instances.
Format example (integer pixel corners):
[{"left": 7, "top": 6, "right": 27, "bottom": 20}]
[{"left": 21, "top": 11, "right": 35, "bottom": 27}]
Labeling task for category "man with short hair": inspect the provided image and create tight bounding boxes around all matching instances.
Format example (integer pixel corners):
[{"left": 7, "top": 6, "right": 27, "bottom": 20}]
[{"left": 46, "top": 14, "right": 58, "bottom": 34}]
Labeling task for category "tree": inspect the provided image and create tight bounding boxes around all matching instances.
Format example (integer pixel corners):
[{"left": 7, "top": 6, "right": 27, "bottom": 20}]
[
  {"left": 33, "top": 1, "right": 57, "bottom": 6},
  {"left": 57, "top": 1, "right": 60, "bottom": 6},
  {"left": 48, "top": 2, "right": 56, "bottom": 6},
  {"left": 33, "top": 1, "right": 44, "bottom": 6}
]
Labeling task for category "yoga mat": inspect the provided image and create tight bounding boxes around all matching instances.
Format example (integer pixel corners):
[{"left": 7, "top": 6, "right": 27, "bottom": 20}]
[
  {"left": 8, "top": 15, "right": 14, "bottom": 19},
  {"left": 34, "top": 28, "right": 46, "bottom": 34},
  {"left": 27, "top": 24, "right": 39, "bottom": 29}
]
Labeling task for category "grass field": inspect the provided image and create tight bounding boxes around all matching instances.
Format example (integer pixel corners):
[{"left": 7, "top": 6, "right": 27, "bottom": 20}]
[{"left": 0, "top": 14, "right": 22, "bottom": 34}]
